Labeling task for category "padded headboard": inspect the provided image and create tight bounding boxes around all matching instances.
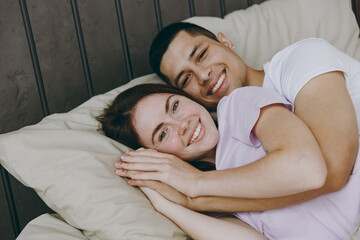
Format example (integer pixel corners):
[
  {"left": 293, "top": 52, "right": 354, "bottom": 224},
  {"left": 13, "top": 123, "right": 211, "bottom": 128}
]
[{"left": 0, "top": 0, "right": 359, "bottom": 239}]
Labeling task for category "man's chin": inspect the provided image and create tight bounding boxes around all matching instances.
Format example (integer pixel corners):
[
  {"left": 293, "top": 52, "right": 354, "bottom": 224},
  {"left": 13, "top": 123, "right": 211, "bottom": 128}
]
[{"left": 203, "top": 101, "right": 218, "bottom": 111}]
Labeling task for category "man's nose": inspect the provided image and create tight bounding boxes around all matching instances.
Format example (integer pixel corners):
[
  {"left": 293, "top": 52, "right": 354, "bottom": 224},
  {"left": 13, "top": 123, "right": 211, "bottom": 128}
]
[{"left": 197, "top": 65, "right": 212, "bottom": 85}]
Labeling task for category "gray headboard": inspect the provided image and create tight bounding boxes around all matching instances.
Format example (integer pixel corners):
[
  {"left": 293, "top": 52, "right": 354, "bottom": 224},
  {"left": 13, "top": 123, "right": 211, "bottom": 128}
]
[{"left": 1, "top": 0, "right": 359, "bottom": 239}]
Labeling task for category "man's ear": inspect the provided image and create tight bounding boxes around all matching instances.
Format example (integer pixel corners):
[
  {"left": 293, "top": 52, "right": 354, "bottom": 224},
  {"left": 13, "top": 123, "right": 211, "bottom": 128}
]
[{"left": 217, "top": 32, "right": 235, "bottom": 50}]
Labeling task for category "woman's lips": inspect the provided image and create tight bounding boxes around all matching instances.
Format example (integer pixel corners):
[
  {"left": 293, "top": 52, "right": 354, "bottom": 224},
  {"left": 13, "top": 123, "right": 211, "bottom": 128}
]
[{"left": 188, "top": 119, "right": 205, "bottom": 146}]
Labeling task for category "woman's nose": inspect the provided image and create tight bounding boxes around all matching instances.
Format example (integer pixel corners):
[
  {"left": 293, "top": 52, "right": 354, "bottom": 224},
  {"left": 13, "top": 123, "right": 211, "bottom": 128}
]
[{"left": 176, "top": 119, "right": 189, "bottom": 136}]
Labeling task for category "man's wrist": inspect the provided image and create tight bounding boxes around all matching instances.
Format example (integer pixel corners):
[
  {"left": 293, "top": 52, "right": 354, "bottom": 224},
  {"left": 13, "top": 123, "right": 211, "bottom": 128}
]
[{"left": 188, "top": 170, "right": 207, "bottom": 197}]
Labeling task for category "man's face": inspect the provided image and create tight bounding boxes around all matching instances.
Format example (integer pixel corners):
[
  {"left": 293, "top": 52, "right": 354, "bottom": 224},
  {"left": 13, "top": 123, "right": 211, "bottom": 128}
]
[{"left": 160, "top": 31, "right": 247, "bottom": 110}]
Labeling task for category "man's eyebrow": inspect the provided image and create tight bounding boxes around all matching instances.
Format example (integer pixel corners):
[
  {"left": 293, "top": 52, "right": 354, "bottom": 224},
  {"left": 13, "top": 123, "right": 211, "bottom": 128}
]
[
  {"left": 174, "top": 43, "right": 201, "bottom": 87},
  {"left": 151, "top": 95, "right": 174, "bottom": 144}
]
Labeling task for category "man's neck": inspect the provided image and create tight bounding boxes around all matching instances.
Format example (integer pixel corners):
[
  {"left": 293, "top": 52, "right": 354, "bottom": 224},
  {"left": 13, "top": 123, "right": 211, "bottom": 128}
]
[{"left": 246, "top": 68, "right": 265, "bottom": 87}]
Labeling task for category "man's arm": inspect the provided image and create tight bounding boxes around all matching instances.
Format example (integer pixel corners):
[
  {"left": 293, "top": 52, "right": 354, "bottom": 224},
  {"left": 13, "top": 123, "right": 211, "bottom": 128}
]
[
  {"left": 191, "top": 103, "right": 328, "bottom": 198},
  {"left": 190, "top": 71, "right": 359, "bottom": 211},
  {"left": 294, "top": 71, "right": 358, "bottom": 192},
  {"left": 126, "top": 71, "right": 359, "bottom": 211},
  {"left": 118, "top": 103, "right": 327, "bottom": 199}
]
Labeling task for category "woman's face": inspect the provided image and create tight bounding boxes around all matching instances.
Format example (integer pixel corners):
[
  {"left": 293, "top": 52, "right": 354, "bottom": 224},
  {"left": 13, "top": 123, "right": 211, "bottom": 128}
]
[{"left": 132, "top": 93, "right": 218, "bottom": 160}]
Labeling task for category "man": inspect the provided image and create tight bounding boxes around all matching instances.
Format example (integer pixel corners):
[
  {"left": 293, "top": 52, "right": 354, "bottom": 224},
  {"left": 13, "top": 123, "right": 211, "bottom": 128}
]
[{"left": 118, "top": 22, "right": 359, "bottom": 212}]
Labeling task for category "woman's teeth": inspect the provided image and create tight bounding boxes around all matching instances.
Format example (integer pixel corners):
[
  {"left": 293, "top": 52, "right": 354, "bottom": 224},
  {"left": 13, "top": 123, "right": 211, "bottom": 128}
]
[
  {"left": 189, "top": 122, "right": 201, "bottom": 144},
  {"left": 211, "top": 72, "right": 225, "bottom": 94}
]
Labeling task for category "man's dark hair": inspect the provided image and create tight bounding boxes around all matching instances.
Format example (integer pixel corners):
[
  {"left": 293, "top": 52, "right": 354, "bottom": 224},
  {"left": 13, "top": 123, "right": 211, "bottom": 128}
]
[{"left": 149, "top": 22, "right": 217, "bottom": 84}]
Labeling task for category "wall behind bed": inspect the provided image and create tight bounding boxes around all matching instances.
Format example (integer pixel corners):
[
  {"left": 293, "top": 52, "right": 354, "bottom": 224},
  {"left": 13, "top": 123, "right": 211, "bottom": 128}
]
[
  {"left": 0, "top": 0, "right": 270, "bottom": 239},
  {"left": 1, "top": 0, "right": 359, "bottom": 239}
]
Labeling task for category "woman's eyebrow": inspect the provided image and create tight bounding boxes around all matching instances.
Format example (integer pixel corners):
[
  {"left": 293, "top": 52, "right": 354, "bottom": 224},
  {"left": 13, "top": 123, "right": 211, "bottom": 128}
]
[
  {"left": 165, "top": 94, "right": 174, "bottom": 113},
  {"left": 151, "top": 95, "right": 174, "bottom": 144}
]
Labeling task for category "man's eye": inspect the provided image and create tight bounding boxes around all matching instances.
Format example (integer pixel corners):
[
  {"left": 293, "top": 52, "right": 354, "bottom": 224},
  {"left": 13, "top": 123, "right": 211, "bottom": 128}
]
[
  {"left": 172, "top": 100, "right": 179, "bottom": 113},
  {"left": 198, "top": 49, "right": 207, "bottom": 62},
  {"left": 159, "top": 129, "right": 167, "bottom": 141},
  {"left": 181, "top": 75, "right": 191, "bottom": 89}
]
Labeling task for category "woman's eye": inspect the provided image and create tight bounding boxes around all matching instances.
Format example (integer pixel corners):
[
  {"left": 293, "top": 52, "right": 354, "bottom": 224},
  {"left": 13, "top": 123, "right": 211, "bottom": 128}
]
[
  {"left": 172, "top": 100, "right": 179, "bottom": 113},
  {"left": 159, "top": 129, "right": 167, "bottom": 142}
]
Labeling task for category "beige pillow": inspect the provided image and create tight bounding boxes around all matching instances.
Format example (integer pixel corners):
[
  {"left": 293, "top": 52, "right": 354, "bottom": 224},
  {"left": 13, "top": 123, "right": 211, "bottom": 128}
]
[
  {"left": 0, "top": 75, "right": 188, "bottom": 240},
  {"left": 1, "top": 0, "right": 359, "bottom": 239},
  {"left": 17, "top": 214, "right": 87, "bottom": 240},
  {"left": 186, "top": 0, "right": 360, "bottom": 68}
]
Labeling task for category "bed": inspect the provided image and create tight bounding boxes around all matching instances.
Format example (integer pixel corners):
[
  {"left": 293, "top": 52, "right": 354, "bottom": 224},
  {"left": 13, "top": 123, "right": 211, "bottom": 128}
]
[{"left": 1, "top": 0, "right": 360, "bottom": 239}]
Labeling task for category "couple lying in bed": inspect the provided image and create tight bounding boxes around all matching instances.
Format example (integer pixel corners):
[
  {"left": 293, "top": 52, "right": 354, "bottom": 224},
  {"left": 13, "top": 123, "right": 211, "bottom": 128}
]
[{"left": 97, "top": 23, "right": 360, "bottom": 239}]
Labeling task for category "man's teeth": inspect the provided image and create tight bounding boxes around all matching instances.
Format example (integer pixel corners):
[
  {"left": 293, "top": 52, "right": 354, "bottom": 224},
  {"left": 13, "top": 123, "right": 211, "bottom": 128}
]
[
  {"left": 189, "top": 123, "right": 201, "bottom": 144},
  {"left": 211, "top": 73, "right": 225, "bottom": 94}
]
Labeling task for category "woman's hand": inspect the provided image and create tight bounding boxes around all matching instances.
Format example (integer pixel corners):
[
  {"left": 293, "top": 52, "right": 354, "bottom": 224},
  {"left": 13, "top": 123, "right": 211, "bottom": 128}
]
[
  {"left": 140, "top": 187, "right": 170, "bottom": 212},
  {"left": 130, "top": 179, "right": 191, "bottom": 208},
  {"left": 114, "top": 148, "right": 203, "bottom": 197}
]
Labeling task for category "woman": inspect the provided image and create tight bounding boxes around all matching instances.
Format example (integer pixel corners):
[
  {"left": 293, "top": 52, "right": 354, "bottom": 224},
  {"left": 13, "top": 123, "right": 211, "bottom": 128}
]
[{"left": 97, "top": 84, "right": 360, "bottom": 239}]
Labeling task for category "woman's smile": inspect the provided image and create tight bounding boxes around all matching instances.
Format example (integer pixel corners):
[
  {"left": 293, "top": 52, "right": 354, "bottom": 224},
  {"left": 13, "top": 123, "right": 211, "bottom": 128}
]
[{"left": 132, "top": 93, "right": 218, "bottom": 161}]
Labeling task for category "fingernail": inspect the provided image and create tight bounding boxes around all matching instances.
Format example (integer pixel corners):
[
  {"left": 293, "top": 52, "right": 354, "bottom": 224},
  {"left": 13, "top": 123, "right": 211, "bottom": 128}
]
[
  {"left": 121, "top": 154, "right": 128, "bottom": 160},
  {"left": 116, "top": 169, "right": 123, "bottom": 175},
  {"left": 114, "top": 162, "right": 121, "bottom": 168}
]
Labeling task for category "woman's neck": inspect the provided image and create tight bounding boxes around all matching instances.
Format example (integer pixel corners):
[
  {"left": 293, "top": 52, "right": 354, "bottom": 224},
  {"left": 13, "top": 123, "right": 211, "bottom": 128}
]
[{"left": 200, "top": 147, "right": 216, "bottom": 164}]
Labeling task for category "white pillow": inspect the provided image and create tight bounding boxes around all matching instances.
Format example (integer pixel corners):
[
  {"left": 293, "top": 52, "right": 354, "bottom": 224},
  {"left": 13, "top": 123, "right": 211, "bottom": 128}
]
[
  {"left": 1, "top": 0, "right": 359, "bottom": 239},
  {"left": 186, "top": 0, "right": 360, "bottom": 68}
]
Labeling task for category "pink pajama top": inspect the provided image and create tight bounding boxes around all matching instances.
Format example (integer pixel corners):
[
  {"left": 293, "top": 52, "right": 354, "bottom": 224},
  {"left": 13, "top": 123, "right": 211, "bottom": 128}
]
[{"left": 215, "top": 87, "right": 360, "bottom": 240}]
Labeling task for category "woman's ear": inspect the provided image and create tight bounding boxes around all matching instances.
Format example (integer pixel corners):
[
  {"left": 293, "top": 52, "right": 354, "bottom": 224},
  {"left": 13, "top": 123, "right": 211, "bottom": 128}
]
[{"left": 217, "top": 32, "right": 235, "bottom": 50}]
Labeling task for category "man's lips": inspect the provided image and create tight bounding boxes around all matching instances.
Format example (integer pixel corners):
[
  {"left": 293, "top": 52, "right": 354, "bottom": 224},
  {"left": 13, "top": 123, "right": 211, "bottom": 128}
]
[{"left": 208, "top": 69, "right": 226, "bottom": 96}]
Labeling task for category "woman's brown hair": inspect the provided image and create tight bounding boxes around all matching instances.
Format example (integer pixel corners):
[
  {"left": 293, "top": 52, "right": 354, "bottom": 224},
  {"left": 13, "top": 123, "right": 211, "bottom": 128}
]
[{"left": 97, "top": 83, "right": 215, "bottom": 171}]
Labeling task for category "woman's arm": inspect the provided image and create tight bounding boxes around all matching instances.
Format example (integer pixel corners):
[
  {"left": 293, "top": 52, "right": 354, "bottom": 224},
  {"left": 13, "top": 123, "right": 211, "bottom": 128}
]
[
  {"left": 140, "top": 187, "right": 266, "bottom": 240},
  {"left": 129, "top": 179, "right": 322, "bottom": 212},
  {"left": 117, "top": 103, "right": 327, "bottom": 199}
]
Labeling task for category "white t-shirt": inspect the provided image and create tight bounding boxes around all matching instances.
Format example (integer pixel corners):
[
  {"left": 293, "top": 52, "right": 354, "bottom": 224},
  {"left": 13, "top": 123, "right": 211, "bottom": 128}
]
[{"left": 263, "top": 38, "right": 360, "bottom": 128}]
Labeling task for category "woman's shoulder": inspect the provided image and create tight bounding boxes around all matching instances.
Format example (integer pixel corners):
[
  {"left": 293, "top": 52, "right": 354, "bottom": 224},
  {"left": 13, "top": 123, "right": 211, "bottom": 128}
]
[{"left": 218, "top": 86, "right": 288, "bottom": 110}]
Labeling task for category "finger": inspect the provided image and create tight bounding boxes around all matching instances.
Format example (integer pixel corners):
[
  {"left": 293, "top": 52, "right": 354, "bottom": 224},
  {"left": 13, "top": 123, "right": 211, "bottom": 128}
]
[
  {"left": 121, "top": 161, "right": 167, "bottom": 172},
  {"left": 127, "top": 148, "right": 171, "bottom": 159},
  {"left": 113, "top": 160, "right": 123, "bottom": 168},
  {"left": 134, "top": 147, "right": 156, "bottom": 152},
  {"left": 115, "top": 160, "right": 164, "bottom": 171},
  {"left": 115, "top": 168, "right": 130, "bottom": 177},
  {"left": 121, "top": 153, "right": 167, "bottom": 164},
  {"left": 115, "top": 168, "right": 147, "bottom": 178},
  {"left": 129, "top": 171, "right": 163, "bottom": 181},
  {"left": 115, "top": 168, "right": 163, "bottom": 181},
  {"left": 128, "top": 179, "right": 160, "bottom": 188}
]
